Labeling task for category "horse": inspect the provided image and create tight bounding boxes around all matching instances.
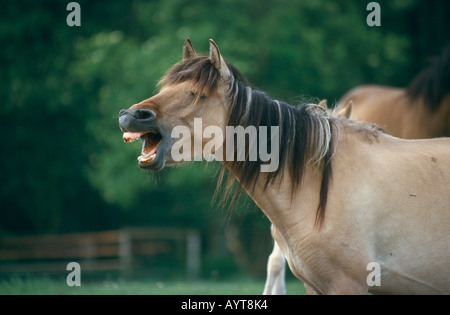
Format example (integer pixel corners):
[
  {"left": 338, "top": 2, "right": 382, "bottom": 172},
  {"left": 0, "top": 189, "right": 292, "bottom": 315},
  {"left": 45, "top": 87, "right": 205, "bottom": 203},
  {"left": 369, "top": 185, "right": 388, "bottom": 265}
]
[
  {"left": 118, "top": 39, "right": 450, "bottom": 294},
  {"left": 336, "top": 46, "right": 450, "bottom": 139}
]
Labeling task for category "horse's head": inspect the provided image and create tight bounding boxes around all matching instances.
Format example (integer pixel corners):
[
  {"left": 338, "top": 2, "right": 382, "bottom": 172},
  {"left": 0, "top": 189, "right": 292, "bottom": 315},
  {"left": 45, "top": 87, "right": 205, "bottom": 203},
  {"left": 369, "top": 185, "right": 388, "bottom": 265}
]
[{"left": 118, "top": 39, "right": 232, "bottom": 170}]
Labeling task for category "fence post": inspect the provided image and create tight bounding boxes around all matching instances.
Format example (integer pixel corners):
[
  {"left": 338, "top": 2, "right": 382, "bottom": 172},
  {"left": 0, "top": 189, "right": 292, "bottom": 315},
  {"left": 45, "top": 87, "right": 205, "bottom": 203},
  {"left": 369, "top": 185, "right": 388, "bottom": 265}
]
[
  {"left": 82, "top": 238, "right": 95, "bottom": 270},
  {"left": 119, "top": 230, "right": 132, "bottom": 277},
  {"left": 186, "top": 230, "right": 201, "bottom": 281}
]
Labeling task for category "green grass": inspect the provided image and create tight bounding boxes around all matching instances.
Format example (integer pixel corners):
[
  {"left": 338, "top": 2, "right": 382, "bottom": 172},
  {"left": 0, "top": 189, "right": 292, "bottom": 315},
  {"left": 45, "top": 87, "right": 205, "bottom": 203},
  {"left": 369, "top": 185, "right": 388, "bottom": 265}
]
[{"left": 0, "top": 276, "right": 306, "bottom": 295}]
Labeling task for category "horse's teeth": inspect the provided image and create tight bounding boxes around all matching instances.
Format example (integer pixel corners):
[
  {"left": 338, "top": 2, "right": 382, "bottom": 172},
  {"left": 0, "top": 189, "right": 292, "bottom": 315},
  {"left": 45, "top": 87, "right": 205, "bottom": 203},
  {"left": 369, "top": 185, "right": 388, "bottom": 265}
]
[{"left": 137, "top": 153, "right": 156, "bottom": 163}]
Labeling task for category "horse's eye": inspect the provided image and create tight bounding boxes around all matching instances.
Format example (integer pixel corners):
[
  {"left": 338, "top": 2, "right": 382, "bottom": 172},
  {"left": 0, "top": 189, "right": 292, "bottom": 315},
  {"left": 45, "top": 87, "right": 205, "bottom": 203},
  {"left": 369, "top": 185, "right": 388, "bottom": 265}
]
[{"left": 191, "top": 91, "right": 207, "bottom": 100}]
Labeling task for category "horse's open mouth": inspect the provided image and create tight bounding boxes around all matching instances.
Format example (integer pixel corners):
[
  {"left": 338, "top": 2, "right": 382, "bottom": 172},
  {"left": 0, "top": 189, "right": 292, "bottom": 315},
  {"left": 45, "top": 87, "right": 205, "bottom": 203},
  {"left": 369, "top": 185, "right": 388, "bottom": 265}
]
[{"left": 123, "top": 131, "right": 162, "bottom": 165}]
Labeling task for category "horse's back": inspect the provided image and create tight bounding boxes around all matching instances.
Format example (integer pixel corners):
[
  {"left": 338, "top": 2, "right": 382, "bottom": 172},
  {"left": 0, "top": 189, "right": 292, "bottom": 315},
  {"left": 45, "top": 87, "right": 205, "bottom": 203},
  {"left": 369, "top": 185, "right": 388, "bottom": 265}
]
[
  {"left": 338, "top": 85, "right": 408, "bottom": 134},
  {"left": 338, "top": 84, "right": 450, "bottom": 138}
]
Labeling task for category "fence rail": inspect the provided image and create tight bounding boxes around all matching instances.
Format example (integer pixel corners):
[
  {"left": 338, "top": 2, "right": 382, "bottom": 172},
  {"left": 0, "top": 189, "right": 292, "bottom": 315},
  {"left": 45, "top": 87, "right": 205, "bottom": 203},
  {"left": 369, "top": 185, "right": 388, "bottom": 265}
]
[{"left": 0, "top": 227, "right": 201, "bottom": 279}]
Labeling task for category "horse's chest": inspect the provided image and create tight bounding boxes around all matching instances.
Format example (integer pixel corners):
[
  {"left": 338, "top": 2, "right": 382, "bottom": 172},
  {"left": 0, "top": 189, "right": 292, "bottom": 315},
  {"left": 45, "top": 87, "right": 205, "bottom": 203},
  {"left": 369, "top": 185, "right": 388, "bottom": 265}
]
[{"left": 271, "top": 228, "right": 313, "bottom": 282}]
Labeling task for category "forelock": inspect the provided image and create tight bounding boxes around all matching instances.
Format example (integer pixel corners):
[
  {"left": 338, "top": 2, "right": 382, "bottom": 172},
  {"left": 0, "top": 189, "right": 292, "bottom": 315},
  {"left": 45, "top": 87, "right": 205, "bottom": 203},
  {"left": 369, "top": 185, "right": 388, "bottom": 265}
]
[{"left": 159, "top": 55, "right": 220, "bottom": 96}]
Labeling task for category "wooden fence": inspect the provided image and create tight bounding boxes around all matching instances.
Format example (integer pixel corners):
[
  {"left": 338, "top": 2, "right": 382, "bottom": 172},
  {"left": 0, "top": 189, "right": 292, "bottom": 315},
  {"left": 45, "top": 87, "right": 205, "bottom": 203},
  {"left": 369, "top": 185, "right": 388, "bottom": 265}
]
[{"left": 0, "top": 227, "right": 201, "bottom": 279}]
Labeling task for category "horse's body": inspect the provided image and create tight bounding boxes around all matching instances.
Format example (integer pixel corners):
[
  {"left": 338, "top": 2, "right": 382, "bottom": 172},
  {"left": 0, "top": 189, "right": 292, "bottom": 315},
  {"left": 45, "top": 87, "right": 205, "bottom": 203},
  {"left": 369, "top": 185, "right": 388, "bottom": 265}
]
[
  {"left": 259, "top": 128, "right": 450, "bottom": 294},
  {"left": 337, "top": 47, "right": 450, "bottom": 139},
  {"left": 119, "top": 39, "right": 450, "bottom": 294}
]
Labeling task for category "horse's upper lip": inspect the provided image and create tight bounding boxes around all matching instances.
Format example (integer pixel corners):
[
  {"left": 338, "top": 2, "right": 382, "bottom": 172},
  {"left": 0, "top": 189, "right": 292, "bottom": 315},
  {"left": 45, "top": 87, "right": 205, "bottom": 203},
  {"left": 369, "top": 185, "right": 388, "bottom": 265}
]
[{"left": 122, "top": 130, "right": 159, "bottom": 143}]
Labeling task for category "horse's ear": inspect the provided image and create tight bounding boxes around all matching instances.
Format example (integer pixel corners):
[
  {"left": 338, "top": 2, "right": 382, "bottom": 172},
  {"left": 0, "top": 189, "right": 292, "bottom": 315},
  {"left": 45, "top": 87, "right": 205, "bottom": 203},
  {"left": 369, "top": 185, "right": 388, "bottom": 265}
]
[
  {"left": 318, "top": 99, "right": 328, "bottom": 109},
  {"left": 335, "top": 100, "right": 354, "bottom": 118},
  {"left": 209, "top": 39, "right": 231, "bottom": 80},
  {"left": 183, "top": 38, "right": 197, "bottom": 60},
  {"left": 341, "top": 100, "right": 354, "bottom": 118}
]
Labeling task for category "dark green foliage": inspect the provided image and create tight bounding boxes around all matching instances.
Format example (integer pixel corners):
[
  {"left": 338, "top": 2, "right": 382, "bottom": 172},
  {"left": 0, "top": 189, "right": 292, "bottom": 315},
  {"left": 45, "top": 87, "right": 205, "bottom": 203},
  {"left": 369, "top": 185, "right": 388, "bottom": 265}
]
[{"left": 0, "top": 0, "right": 448, "bottom": 273}]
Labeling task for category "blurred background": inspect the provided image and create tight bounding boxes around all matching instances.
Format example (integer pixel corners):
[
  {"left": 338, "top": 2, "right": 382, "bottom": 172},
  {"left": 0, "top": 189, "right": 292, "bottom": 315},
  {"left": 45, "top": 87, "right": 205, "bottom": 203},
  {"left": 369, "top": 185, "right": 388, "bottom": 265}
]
[{"left": 0, "top": 0, "right": 449, "bottom": 282}]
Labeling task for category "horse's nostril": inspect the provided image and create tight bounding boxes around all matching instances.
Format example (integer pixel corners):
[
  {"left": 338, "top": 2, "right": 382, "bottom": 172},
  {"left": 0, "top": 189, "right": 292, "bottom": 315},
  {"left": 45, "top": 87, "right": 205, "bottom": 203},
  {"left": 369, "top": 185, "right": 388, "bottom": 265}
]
[
  {"left": 134, "top": 109, "right": 156, "bottom": 121},
  {"left": 119, "top": 109, "right": 128, "bottom": 117}
]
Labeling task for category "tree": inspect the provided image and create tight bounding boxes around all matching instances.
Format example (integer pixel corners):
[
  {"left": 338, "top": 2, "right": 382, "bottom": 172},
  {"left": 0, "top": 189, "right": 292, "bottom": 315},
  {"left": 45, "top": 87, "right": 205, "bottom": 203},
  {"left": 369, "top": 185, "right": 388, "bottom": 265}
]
[{"left": 1, "top": 0, "right": 448, "bottom": 276}]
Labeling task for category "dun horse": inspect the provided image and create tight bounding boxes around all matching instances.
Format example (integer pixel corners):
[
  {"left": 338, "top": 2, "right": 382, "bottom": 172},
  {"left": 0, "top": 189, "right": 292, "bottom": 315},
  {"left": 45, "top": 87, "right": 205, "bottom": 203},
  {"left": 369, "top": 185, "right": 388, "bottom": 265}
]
[
  {"left": 337, "top": 46, "right": 450, "bottom": 139},
  {"left": 119, "top": 39, "right": 450, "bottom": 294}
]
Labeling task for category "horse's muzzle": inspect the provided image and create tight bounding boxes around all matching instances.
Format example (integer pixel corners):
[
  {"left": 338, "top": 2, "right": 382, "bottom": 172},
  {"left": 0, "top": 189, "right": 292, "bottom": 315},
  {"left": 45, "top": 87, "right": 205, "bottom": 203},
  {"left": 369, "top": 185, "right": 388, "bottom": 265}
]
[{"left": 118, "top": 108, "right": 156, "bottom": 132}]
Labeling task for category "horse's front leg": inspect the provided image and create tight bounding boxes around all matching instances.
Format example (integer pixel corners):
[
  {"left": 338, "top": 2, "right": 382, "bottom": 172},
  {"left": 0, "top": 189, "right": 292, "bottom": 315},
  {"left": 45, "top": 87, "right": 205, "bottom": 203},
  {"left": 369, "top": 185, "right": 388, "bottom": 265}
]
[{"left": 263, "top": 237, "right": 286, "bottom": 295}]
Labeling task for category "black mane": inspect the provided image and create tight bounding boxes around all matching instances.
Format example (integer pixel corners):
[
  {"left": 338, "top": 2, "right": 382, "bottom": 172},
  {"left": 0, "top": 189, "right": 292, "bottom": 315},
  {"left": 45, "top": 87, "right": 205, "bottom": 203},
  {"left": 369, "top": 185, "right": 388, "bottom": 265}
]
[
  {"left": 221, "top": 75, "right": 334, "bottom": 228},
  {"left": 406, "top": 45, "right": 450, "bottom": 111}
]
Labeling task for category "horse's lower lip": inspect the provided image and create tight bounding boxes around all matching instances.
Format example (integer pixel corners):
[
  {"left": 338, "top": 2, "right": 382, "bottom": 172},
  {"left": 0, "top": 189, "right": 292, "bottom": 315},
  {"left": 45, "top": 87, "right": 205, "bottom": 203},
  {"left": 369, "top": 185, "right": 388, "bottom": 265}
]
[
  {"left": 137, "top": 140, "right": 166, "bottom": 171},
  {"left": 138, "top": 154, "right": 165, "bottom": 170},
  {"left": 138, "top": 152, "right": 157, "bottom": 163},
  {"left": 138, "top": 153, "right": 159, "bottom": 167}
]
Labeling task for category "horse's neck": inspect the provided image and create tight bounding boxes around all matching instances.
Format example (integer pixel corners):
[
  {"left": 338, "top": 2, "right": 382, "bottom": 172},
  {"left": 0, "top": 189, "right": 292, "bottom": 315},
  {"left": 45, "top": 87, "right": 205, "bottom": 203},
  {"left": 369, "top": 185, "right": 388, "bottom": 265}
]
[{"left": 232, "top": 162, "right": 322, "bottom": 234}]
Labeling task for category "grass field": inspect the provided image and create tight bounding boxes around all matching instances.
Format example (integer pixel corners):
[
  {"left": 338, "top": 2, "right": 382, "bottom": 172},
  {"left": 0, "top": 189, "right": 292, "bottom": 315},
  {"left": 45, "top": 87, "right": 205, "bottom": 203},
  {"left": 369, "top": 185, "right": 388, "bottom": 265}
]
[{"left": 0, "top": 276, "right": 307, "bottom": 295}]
